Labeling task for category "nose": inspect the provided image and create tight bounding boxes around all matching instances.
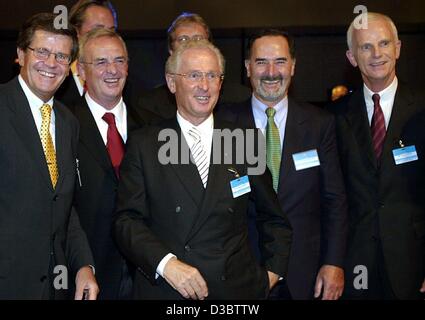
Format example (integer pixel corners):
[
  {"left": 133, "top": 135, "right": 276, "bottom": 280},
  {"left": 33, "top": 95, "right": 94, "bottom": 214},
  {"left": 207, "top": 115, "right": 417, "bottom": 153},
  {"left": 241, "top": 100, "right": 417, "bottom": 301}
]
[
  {"left": 105, "top": 61, "right": 118, "bottom": 74},
  {"left": 266, "top": 62, "right": 277, "bottom": 76},
  {"left": 198, "top": 74, "right": 209, "bottom": 91},
  {"left": 372, "top": 45, "right": 382, "bottom": 58},
  {"left": 44, "top": 52, "right": 57, "bottom": 67}
]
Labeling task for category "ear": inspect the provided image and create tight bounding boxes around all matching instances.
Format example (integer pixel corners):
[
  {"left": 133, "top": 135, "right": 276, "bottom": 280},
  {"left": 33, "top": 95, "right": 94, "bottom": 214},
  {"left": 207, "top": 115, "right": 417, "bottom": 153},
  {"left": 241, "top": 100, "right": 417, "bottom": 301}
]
[
  {"left": 395, "top": 39, "right": 401, "bottom": 60},
  {"left": 244, "top": 59, "right": 251, "bottom": 78},
  {"left": 346, "top": 50, "right": 358, "bottom": 67},
  {"left": 165, "top": 73, "right": 176, "bottom": 93},
  {"left": 17, "top": 48, "right": 25, "bottom": 67},
  {"left": 291, "top": 58, "right": 296, "bottom": 77},
  {"left": 77, "top": 62, "right": 86, "bottom": 82}
]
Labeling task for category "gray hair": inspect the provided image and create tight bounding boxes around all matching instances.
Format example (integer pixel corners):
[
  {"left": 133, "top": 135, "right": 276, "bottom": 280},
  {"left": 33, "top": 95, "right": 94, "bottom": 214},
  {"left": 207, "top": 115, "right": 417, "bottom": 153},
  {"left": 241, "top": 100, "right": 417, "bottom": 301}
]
[
  {"left": 165, "top": 39, "right": 225, "bottom": 75},
  {"left": 347, "top": 12, "right": 399, "bottom": 50},
  {"left": 78, "top": 28, "right": 127, "bottom": 62}
]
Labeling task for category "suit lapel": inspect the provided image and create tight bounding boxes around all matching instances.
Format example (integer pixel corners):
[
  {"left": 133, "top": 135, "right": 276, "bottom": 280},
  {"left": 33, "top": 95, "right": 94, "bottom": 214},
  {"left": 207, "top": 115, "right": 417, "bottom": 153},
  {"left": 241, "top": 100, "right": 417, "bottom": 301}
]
[
  {"left": 74, "top": 99, "right": 117, "bottom": 182},
  {"left": 380, "top": 84, "right": 417, "bottom": 170},
  {"left": 165, "top": 119, "right": 205, "bottom": 207},
  {"left": 53, "top": 100, "right": 69, "bottom": 191},
  {"left": 8, "top": 77, "right": 54, "bottom": 191},
  {"left": 185, "top": 119, "right": 229, "bottom": 241},
  {"left": 344, "top": 88, "right": 377, "bottom": 170}
]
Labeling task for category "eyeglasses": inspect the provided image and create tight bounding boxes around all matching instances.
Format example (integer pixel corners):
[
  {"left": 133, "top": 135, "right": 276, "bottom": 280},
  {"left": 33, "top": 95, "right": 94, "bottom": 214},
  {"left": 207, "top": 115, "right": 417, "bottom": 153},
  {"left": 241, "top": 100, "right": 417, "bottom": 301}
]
[
  {"left": 27, "top": 47, "right": 71, "bottom": 65},
  {"left": 169, "top": 71, "right": 224, "bottom": 83},
  {"left": 175, "top": 35, "right": 206, "bottom": 43},
  {"left": 79, "top": 57, "right": 129, "bottom": 70}
]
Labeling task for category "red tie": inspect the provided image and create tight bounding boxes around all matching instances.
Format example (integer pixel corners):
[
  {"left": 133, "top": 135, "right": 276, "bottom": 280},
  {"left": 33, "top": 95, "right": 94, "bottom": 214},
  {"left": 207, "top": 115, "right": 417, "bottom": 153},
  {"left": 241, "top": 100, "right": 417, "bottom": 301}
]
[
  {"left": 371, "top": 94, "right": 386, "bottom": 162},
  {"left": 102, "top": 113, "right": 125, "bottom": 178}
]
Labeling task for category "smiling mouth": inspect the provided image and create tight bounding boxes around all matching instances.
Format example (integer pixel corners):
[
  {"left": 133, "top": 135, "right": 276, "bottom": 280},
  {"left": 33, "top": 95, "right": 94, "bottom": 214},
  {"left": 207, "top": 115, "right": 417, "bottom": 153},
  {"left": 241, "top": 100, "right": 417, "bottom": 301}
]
[
  {"left": 38, "top": 70, "right": 55, "bottom": 78},
  {"left": 370, "top": 61, "right": 387, "bottom": 67},
  {"left": 194, "top": 95, "right": 210, "bottom": 103},
  {"left": 104, "top": 78, "right": 120, "bottom": 84}
]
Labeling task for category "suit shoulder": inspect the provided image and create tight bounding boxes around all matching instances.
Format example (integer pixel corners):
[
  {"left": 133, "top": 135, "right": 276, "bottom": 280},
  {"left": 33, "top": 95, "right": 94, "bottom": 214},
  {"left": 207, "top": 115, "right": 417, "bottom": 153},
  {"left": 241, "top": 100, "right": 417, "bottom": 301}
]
[
  {"left": 325, "top": 90, "right": 358, "bottom": 115},
  {"left": 292, "top": 99, "right": 334, "bottom": 122}
]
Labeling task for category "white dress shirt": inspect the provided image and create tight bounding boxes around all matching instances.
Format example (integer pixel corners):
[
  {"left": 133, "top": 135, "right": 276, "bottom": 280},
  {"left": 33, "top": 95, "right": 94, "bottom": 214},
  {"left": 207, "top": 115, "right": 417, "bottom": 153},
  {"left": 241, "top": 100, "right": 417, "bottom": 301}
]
[
  {"left": 85, "top": 93, "right": 128, "bottom": 144},
  {"left": 364, "top": 76, "right": 398, "bottom": 129},
  {"left": 18, "top": 75, "right": 56, "bottom": 147},
  {"left": 251, "top": 94, "right": 288, "bottom": 149},
  {"left": 155, "top": 111, "right": 214, "bottom": 278}
]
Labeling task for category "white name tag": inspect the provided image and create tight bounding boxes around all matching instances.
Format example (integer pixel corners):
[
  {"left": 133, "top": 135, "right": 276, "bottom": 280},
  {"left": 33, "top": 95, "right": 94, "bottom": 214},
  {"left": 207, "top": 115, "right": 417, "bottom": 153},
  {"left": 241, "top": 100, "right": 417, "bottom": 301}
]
[
  {"left": 292, "top": 149, "right": 320, "bottom": 171},
  {"left": 392, "top": 145, "right": 418, "bottom": 165},
  {"left": 230, "top": 175, "right": 251, "bottom": 198}
]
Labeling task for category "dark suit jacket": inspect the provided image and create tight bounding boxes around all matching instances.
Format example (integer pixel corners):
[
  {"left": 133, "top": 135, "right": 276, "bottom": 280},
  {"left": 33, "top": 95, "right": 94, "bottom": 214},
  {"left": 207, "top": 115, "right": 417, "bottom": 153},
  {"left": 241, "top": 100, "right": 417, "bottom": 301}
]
[
  {"left": 69, "top": 97, "right": 157, "bottom": 299},
  {"left": 327, "top": 84, "right": 425, "bottom": 299},
  {"left": 216, "top": 98, "right": 348, "bottom": 299},
  {"left": 113, "top": 117, "right": 293, "bottom": 299},
  {"left": 138, "top": 81, "right": 251, "bottom": 120},
  {"left": 0, "top": 77, "right": 94, "bottom": 299},
  {"left": 55, "top": 75, "right": 84, "bottom": 110}
]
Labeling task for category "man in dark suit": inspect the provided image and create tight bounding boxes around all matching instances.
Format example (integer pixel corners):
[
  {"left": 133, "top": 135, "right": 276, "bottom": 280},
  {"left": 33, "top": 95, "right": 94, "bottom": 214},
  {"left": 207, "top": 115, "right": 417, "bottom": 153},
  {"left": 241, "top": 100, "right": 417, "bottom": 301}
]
[
  {"left": 56, "top": 0, "right": 116, "bottom": 108},
  {"left": 138, "top": 12, "right": 251, "bottom": 120},
  {"left": 0, "top": 13, "right": 98, "bottom": 300},
  {"left": 217, "top": 29, "right": 348, "bottom": 300},
  {"left": 114, "top": 40, "right": 292, "bottom": 299},
  {"left": 70, "top": 28, "right": 156, "bottom": 299},
  {"left": 327, "top": 12, "right": 425, "bottom": 299}
]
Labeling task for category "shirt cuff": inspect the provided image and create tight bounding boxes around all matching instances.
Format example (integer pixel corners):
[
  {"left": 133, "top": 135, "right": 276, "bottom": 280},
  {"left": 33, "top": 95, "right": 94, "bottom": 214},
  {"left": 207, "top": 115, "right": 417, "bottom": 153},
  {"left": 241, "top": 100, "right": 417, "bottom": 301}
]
[{"left": 155, "top": 253, "right": 176, "bottom": 279}]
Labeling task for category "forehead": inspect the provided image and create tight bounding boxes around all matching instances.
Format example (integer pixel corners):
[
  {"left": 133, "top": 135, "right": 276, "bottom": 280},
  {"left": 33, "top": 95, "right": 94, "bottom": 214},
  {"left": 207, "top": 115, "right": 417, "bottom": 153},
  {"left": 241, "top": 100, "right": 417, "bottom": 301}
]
[
  {"left": 174, "top": 23, "right": 208, "bottom": 37},
  {"left": 85, "top": 36, "right": 125, "bottom": 56},
  {"left": 83, "top": 6, "right": 114, "bottom": 25},
  {"left": 179, "top": 47, "right": 219, "bottom": 70},
  {"left": 251, "top": 35, "right": 290, "bottom": 58},
  {"left": 31, "top": 30, "right": 72, "bottom": 52},
  {"left": 353, "top": 18, "right": 394, "bottom": 44}
]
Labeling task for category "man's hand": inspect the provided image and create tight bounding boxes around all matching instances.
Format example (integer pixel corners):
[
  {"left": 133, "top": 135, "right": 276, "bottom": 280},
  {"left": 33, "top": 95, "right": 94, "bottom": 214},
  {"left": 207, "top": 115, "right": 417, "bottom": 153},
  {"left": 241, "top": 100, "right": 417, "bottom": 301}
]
[
  {"left": 163, "top": 257, "right": 208, "bottom": 300},
  {"left": 420, "top": 278, "right": 425, "bottom": 297},
  {"left": 267, "top": 271, "right": 280, "bottom": 290},
  {"left": 74, "top": 266, "right": 99, "bottom": 300},
  {"left": 314, "top": 265, "right": 344, "bottom": 300}
]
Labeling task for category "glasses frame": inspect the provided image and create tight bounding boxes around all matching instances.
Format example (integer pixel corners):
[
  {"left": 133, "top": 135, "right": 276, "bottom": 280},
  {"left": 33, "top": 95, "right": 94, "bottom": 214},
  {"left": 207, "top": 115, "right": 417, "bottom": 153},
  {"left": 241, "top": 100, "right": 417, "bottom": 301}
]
[
  {"left": 169, "top": 71, "right": 224, "bottom": 83},
  {"left": 79, "top": 57, "right": 130, "bottom": 71},
  {"left": 27, "top": 46, "right": 71, "bottom": 65}
]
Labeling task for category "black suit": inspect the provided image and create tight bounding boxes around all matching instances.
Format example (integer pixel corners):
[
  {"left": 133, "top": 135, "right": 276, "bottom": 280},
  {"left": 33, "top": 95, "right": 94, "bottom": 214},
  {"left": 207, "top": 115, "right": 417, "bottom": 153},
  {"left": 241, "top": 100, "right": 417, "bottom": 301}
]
[
  {"left": 0, "top": 77, "right": 94, "bottom": 299},
  {"left": 327, "top": 84, "right": 425, "bottom": 299},
  {"left": 55, "top": 75, "right": 84, "bottom": 110},
  {"left": 69, "top": 97, "right": 157, "bottom": 299},
  {"left": 216, "top": 98, "right": 348, "bottom": 299},
  {"left": 113, "top": 117, "right": 292, "bottom": 299}
]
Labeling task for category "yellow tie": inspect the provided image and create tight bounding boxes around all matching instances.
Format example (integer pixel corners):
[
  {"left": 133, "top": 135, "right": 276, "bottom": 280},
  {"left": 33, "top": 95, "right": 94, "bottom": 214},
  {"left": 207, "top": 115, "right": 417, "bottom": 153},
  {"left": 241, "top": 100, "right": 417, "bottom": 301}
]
[{"left": 40, "top": 104, "right": 58, "bottom": 188}]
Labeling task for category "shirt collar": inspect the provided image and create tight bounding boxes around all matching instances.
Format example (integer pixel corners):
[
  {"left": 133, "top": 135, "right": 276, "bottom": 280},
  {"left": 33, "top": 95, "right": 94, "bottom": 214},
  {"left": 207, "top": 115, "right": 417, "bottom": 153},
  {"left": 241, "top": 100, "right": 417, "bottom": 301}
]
[
  {"left": 251, "top": 94, "right": 288, "bottom": 129},
  {"left": 18, "top": 74, "right": 54, "bottom": 108},
  {"left": 176, "top": 111, "right": 214, "bottom": 137},
  {"left": 85, "top": 92, "right": 125, "bottom": 123},
  {"left": 363, "top": 76, "right": 398, "bottom": 103}
]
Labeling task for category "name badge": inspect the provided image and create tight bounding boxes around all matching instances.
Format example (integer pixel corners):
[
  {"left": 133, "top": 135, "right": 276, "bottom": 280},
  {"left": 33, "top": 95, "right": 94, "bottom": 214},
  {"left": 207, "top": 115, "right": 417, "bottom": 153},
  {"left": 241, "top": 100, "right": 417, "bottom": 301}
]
[
  {"left": 230, "top": 175, "right": 251, "bottom": 198},
  {"left": 292, "top": 149, "right": 320, "bottom": 171},
  {"left": 392, "top": 145, "right": 418, "bottom": 165}
]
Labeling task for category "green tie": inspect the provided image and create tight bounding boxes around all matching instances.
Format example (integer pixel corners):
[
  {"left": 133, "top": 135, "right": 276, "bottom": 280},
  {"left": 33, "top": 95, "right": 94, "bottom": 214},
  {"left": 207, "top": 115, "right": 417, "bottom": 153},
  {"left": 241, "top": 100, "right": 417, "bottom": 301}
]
[{"left": 266, "top": 107, "right": 281, "bottom": 192}]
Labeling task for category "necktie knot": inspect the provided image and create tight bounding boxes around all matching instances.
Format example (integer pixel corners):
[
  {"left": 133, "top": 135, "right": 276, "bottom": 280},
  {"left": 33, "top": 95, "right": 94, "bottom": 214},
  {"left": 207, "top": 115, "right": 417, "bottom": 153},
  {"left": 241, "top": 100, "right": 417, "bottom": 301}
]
[
  {"left": 266, "top": 107, "right": 276, "bottom": 118},
  {"left": 102, "top": 112, "right": 116, "bottom": 126},
  {"left": 372, "top": 93, "right": 380, "bottom": 106},
  {"left": 188, "top": 127, "right": 201, "bottom": 142},
  {"left": 40, "top": 103, "right": 52, "bottom": 121}
]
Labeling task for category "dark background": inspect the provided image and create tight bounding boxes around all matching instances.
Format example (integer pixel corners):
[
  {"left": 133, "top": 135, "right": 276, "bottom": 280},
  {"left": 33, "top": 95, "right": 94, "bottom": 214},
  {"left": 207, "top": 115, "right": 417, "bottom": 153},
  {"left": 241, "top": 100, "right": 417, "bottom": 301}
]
[{"left": 0, "top": 0, "right": 424, "bottom": 104}]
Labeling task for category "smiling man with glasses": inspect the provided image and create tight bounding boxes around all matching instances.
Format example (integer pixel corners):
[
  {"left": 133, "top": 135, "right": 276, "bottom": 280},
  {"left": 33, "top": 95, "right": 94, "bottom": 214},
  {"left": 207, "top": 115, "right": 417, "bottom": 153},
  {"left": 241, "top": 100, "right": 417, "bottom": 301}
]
[{"left": 0, "top": 12, "right": 98, "bottom": 300}]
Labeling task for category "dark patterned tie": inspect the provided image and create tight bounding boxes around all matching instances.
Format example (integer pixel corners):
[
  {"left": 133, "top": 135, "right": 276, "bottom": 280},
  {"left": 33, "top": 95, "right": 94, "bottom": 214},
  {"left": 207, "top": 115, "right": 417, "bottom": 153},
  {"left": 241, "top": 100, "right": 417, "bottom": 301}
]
[
  {"left": 371, "top": 93, "right": 386, "bottom": 162},
  {"left": 102, "top": 113, "right": 125, "bottom": 178}
]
